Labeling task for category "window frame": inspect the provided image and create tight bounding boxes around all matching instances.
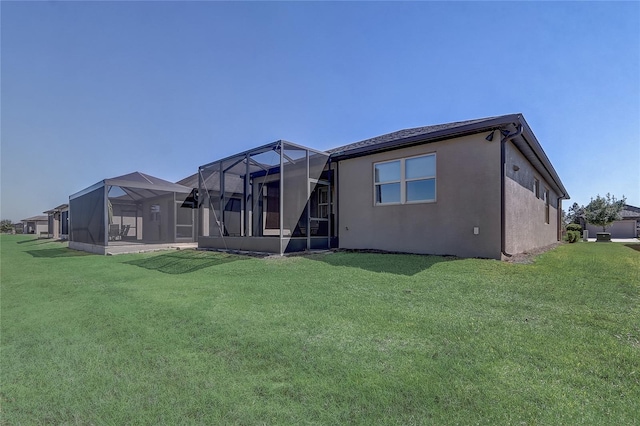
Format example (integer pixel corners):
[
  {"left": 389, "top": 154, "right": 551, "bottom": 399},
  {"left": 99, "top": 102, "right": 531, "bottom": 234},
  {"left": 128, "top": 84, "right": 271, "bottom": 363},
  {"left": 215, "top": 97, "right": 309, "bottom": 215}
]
[
  {"left": 373, "top": 153, "right": 436, "bottom": 206},
  {"left": 317, "top": 186, "right": 329, "bottom": 219},
  {"left": 534, "top": 178, "right": 540, "bottom": 199},
  {"left": 544, "top": 188, "right": 550, "bottom": 224}
]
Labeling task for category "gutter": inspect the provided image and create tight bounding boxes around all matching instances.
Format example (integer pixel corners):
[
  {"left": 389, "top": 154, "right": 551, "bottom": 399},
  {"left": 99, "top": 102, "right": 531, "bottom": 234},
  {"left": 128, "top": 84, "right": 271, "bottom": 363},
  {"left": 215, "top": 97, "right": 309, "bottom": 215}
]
[
  {"left": 557, "top": 195, "right": 563, "bottom": 241},
  {"left": 330, "top": 157, "right": 339, "bottom": 249},
  {"left": 329, "top": 115, "right": 523, "bottom": 161},
  {"left": 500, "top": 124, "right": 523, "bottom": 259}
]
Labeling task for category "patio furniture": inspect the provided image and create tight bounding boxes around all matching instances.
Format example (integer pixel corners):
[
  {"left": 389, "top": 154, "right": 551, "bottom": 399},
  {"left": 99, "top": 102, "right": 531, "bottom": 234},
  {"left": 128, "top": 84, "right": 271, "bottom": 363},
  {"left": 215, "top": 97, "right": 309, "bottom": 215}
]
[{"left": 109, "top": 224, "right": 120, "bottom": 241}]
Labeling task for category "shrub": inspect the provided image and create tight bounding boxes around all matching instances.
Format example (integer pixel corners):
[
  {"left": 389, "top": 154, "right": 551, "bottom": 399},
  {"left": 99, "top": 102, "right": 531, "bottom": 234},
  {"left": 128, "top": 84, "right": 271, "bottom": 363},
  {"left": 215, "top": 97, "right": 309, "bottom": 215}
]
[
  {"left": 566, "top": 223, "right": 582, "bottom": 232},
  {"left": 566, "top": 230, "right": 581, "bottom": 243}
]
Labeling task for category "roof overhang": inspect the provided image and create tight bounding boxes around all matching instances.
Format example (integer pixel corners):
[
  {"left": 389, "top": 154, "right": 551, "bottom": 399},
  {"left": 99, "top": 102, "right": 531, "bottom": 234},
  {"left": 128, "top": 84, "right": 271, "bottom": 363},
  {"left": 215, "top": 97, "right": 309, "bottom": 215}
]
[
  {"left": 329, "top": 115, "right": 522, "bottom": 160},
  {"left": 509, "top": 117, "right": 569, "bottom": 200},
  {"left": 22, "top": 216, "right": 48, "bottom": 222},
  {"left": 44, "top": 203, "right": 70, "bottom": 214}
]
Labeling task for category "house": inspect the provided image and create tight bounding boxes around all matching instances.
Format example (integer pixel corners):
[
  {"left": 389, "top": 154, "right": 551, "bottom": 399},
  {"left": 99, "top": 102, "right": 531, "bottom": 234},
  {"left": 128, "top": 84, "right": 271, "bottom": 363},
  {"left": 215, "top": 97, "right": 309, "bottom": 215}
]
[
  {"left": 43, "top": 204, "right": 69, "bottom": 240},
  {"left": 13, "top": 222, "right": 24, "bottom": 234},
  {"left": 21, "top": 215, "right": 48, "bottom": 236},
  {"left": 68, "top": 172, "right": 197, "bottom": 254},
  {"left": 196, "top": 113, "right": 569, "bottom": 259},
  {"left": 330, "top": 114, "right": 569, "bottom": 258},
  {"left": 584, "top": 204, "right": 640, "bottom": 238}
]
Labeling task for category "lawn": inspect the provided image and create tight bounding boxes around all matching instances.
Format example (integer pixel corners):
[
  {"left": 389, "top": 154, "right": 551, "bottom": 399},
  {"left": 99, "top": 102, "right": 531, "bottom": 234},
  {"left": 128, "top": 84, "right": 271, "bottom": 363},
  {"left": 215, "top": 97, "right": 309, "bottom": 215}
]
[{"left": 1, "top": 235, "right": 638, "bottom": 425}]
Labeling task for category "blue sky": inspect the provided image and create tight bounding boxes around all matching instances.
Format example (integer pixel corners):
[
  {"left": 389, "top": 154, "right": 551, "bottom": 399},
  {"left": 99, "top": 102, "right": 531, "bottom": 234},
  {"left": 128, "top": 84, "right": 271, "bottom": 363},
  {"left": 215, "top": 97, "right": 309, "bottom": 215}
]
[{"left": 1, "top": 1, "right": 638, "bottom": 222}]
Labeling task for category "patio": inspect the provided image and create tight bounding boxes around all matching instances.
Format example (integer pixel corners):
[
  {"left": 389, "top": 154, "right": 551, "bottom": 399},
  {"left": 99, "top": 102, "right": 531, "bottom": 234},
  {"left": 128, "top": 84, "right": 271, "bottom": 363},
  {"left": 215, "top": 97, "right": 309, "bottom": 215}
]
[
  {"left": 69, "top": 172, "right": 197, "bottom": 255},
  {"left": 197, "top": 140, "right": 333, "bottom": 255}
]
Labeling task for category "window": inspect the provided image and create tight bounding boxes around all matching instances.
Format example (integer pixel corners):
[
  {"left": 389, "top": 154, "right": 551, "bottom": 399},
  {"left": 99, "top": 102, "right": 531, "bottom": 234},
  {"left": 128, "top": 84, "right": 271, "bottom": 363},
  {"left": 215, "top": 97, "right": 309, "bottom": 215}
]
[
  {"left": 533, "top": 178, "right": 540, "bottom": 199},
  {"left": 544, "top": 188, "right": 550, "bottom": 224},
  {"left": 150, "top": 204, "right": 161, "bottom": 221},
  {"left": 317, "top": 186, "right": 329, "bottom": 219},
  {"left": 374, "top": 154, "right": 436, "bottom": 205},
  {"left": 374, "top": 160, "right": 401, "bottom": 204}
]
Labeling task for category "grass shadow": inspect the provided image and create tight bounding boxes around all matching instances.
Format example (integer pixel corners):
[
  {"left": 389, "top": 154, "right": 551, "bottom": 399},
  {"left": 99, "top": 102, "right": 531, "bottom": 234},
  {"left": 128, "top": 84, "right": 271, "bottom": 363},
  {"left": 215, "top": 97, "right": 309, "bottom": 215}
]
[
  {"left": 624, "top": 244, "right": 640, "bottom": 253},
  {"left": 124, "top": 250, "right": 248, "bottom": 274},
  {"left": 16, "top": 238, "right": 40, "bottom": 244},
  {"left": 307, "top": 250, "right": 459, "bottom": 276},
  {"left": 25, "top": 248, "right": 91, "bottom": 258}
]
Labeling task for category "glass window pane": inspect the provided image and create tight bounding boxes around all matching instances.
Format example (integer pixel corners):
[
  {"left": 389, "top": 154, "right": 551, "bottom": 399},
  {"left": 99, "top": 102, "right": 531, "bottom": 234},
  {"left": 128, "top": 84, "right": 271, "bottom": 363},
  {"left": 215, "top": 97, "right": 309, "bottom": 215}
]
[
  {"left": 406, "top": 155, "right": 435, "bottom": 179},
  {"left": 375, "top": 183, "right": 401, "bottom": 204},
  {"left": 318, "top": 187, "right": 328, "bottom": 204},
  {"left": 374, "top": 161, "right": 400, "bottom": 183},
  {"left": 310, "top": 219, "right": 329, "bottom": 236},
  {"left": 406, "top": 179, "right": 435, "bottom": 202}
]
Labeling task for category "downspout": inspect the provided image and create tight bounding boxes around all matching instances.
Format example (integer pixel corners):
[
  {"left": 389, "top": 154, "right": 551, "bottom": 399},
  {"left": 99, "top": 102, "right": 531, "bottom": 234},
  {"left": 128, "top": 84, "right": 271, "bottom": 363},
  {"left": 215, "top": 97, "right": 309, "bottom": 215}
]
[
  {"left": 332, "top": 157, "right": 339, "bottom": 249},
  {"left": 500, "top": 124, "right": 523, "bottom": 258},
  {"left": 557, "top": 196, "right": 563, "bottom": 241}
]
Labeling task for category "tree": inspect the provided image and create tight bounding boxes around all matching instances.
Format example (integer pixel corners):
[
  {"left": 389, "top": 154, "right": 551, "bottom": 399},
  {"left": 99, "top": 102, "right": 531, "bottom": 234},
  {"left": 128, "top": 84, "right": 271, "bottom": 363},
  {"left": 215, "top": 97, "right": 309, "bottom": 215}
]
[
  {"left": 583, "top": 193, "right": 626, "bottom": 232},
  {"left": 0, "top": 219, "right": 14, "bottom": 233},
  {"left": 564, "top": 202, "right": 584, "bottom": 226}
]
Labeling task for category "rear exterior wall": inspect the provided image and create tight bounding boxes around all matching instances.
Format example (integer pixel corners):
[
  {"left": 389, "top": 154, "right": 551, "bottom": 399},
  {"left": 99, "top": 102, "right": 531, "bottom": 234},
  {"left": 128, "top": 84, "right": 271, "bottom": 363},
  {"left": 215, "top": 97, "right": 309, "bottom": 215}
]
[
  {"left": 504, "top": 140, "right": 560, "bottom": 254},
  {"left": 337, "top": 133, "right": 503, "bottom": 259}
]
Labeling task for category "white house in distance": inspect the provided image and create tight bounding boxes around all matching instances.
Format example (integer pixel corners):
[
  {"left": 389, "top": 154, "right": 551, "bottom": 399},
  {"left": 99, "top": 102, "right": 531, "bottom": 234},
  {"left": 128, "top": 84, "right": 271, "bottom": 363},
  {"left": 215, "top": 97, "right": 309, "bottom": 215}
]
[{"left": 21, "top": 215, "right": 48, "bottom": 236}]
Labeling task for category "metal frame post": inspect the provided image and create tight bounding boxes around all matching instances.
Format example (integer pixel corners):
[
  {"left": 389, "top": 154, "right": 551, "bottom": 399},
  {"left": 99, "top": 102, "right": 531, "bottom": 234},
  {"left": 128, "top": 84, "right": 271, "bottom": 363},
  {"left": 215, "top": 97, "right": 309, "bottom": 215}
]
[
  {"left": 279, "top": 142, "right": 285, "bottom": 255},
  {"left": 306, "top": 149, "right": 311, "bottom": 251},
  {"left": 220, "top": 161, "right": 225, "bottom": 237},
  {"left": 104, "top": 185, "right": 109, "bottom": 246},
  {"left": 244, "top": 153, "right": 251, "bottom": 237}
]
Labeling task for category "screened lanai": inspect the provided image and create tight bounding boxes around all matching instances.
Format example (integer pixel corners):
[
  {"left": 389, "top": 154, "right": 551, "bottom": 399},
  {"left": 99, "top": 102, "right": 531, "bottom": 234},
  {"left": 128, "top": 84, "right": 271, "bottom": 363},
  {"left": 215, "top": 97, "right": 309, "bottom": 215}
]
[
  {"left": 69, "top": 172, "right": 197, "bottom": 254},
  {"left": 197, "top": 140, "right": 332, "bottom": 254}
]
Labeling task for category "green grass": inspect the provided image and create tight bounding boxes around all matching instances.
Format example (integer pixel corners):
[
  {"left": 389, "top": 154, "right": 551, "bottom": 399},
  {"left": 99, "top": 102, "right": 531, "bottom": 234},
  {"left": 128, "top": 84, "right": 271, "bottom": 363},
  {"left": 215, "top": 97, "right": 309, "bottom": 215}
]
[{"left": 1, "top": 235, "right": 639, "bottom": 425}]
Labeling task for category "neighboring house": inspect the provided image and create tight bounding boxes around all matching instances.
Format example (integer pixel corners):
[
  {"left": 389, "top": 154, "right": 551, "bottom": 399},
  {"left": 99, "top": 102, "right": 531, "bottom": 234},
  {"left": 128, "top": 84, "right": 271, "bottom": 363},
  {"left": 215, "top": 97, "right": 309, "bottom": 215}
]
[
  {"left": 584, "top": 204, "right": 640, "bottom": 238},
  {"left": 13, "top": 222, "right": 24, "bottom": 234},
  {"left": 43, "top": 207, "right": 59, "bottom": 239},
  {"left": 195, "top": 113, "right": 569, "bottom": 259},
  {"left": 69, "top": 172, "right": 196, "bottom": 254},
  {"left": 43, "top": 204, "right": 69, "bottom": 240},
  {"left": 21, "top": 215, "right": 48, "bottom": 236}
]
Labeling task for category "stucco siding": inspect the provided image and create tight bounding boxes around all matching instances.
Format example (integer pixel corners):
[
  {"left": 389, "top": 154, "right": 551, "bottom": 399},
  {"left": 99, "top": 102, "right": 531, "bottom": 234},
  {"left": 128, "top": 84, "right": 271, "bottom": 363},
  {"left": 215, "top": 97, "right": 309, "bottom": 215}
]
[
  {"left": 48, "top": 215, "right": 60, "bottom": 239},
  {"left": 337, "top": 133, "right": 502, "bottom": 259},
  {"left": 504, "top": 141, "right": 559, "bottom": 254},
  {"left": 35, "top": 222, "right": 49, "bottom": 236}
]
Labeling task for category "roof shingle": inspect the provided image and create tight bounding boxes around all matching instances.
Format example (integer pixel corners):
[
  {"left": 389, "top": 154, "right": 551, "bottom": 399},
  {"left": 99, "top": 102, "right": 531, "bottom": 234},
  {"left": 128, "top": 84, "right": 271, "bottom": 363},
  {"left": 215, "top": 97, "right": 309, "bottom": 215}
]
[{"left": 328, "top": 115, "right": 505, "bottom": 155}]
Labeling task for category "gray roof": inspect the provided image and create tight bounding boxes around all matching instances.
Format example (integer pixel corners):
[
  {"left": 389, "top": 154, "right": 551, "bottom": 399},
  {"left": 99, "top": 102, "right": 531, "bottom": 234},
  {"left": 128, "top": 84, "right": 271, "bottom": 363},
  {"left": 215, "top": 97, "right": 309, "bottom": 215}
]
[
  {"left": 328, "top": 116, "right": 500, "bottom": 155},
  {"left": 104, "top": 172, "right": 189, "bottom": 192},
  {"left": 22, "top": 215, "right": 48, "bottom": 222},
  {"left": 43, "top": 203, "right": 69, "bottom": 214},
  {"left": 621, "top": 204, "right": 640, "bottom": 218},
  {"left": 328, "top": 113, "right": 569, "bottom": 199},
  {"left": 70, "top": 171, "right": 192, "bottom": 201}
]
